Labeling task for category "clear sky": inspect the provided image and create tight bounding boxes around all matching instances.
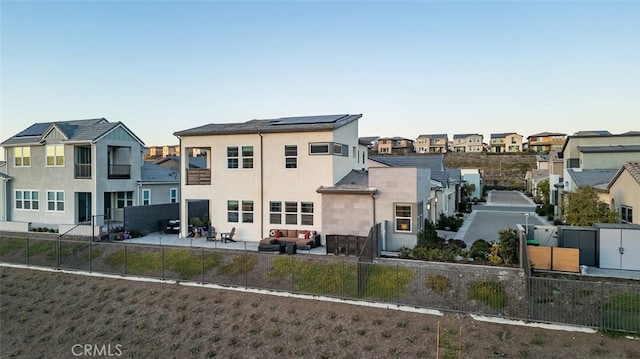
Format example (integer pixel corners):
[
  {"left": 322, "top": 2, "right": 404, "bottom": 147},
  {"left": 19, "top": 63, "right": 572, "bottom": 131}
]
[{"left": 1, "top": 1, "right": 638, "bottom": 149}]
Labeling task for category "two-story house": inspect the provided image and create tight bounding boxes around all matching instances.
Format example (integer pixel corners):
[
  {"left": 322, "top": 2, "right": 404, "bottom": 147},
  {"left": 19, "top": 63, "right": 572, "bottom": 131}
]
[
  {"left": 489, "top": 133, "right": 523, "bottom": 153},
  {"left": 173, "top": 114, "right": 365, "bottom": 242},
  {"left": 526, "top": 132, "right": 567, "bottom": 154},
  {"left": 0, "top": 118, "right": 146, "bottom": 230},
  {"left": 376, "top": 137, "right": 415, "bottom": 155},
  {"left": 415, "top": 134, "right": 449, "bottom": 154},
  {"left": 452, "top": 133, "right": 484, "bottom": 153},
  {"left": 607, "top": 162, "right": 640, "bottom": 225}
]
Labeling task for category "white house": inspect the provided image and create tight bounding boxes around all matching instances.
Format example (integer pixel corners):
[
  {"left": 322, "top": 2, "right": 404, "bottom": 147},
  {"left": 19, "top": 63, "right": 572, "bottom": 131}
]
[{"left": 173, "top": 114, "right": 366, "bottom": 242}]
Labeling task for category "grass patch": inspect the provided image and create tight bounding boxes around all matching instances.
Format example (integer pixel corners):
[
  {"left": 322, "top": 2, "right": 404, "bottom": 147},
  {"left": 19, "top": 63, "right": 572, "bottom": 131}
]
[
  {"left": 0, "top": 238, "right": 27, "bottom": 255},
  {"left": 426, "top": 274, "right": 451, "bottom": 294},
  {"left": 603, "top": 292, "right": 640, "bottom": 333},
  {"left": 362, "top": 265, "right": 416, "bottom": 301},
  {"left": 468, "top": 280, "right": 507, "bottom": 310},
  {"left": 219, "top": 254, "right": 258, "bottom": 276},
  {"left": 104, "top": 248, "right": 221, "bottom": 277},
  {"left": 28, "top": 240, "right": 56, "bottom": 257},
  {"left": 266, "top": 257, "right": 358, "bottom": 297}
]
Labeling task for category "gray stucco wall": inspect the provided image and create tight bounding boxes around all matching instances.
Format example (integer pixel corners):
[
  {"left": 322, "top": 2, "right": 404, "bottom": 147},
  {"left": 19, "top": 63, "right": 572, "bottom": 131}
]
[{"left": 321, "top": 192, "right": 374, "bottom": 243}]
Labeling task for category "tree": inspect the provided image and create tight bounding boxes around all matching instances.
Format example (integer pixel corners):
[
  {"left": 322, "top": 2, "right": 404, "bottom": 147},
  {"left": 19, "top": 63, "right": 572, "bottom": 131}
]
[
  {"left": 536, "top": 180, "right": 550, "bottom": 204},
  {"left": 564, "top": 186, "right": 619, "bottom": 226}
]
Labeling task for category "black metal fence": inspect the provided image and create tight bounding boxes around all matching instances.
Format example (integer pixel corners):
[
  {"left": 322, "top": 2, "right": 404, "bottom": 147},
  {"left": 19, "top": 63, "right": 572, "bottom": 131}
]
[{"left": 1, "top": 235, "right": 638, "bottom": 334}]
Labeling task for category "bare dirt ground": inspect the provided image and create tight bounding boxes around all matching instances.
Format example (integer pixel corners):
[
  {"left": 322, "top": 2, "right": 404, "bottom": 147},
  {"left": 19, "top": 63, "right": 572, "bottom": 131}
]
[{"left": 1, "top": 266, "right": 639, "bottom": 359}]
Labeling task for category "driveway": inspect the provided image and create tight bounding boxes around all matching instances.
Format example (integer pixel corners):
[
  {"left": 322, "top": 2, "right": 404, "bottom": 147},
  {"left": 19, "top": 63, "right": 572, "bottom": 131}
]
[{"left": 454, "top": 190, "right": 550, "bottom": 246}]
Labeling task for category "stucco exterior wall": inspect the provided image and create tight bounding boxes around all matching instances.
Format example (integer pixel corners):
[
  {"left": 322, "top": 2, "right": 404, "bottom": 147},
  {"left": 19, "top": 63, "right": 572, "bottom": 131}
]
[
  {"left": 609, "top": 170, "right": 640, "bottom": 225},
  {"left": 320, "top": 193, "right": 374, "bottom": 240}
]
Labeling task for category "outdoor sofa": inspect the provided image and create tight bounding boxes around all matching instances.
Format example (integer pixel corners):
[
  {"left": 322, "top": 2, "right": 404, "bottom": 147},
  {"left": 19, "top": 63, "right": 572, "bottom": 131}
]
[{"left": 258, "top": 229, "right": 320, "bottom": 251}]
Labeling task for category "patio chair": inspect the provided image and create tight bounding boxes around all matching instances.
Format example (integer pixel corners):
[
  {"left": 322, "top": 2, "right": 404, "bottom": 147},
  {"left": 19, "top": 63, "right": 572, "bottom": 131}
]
[
  {"left": 221, "top": 227, "right": 236, "bottom": 243},
  {"left": 206, "top": 226, "right": 217, "bottom": 242}
]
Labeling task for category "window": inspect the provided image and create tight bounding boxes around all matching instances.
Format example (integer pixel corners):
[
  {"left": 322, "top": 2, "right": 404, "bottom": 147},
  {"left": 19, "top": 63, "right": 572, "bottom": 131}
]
[
  {"left": 621, "top": 206, "right": 633, "bottom": 223},
  {"left": 170, "top": 188, "right": 178, "bottom": 203},
  {"left": 309, "top": 142, "right": 348, "bottom": 156},
  {"left": 227, "top": 200, "right": 239, "bottom": 222},
  {"left": 333, "top": 143, "right": 344, "bottom": 156},
  {"left": 301, "top": 202, "right": 314, "bottom": 225},
  {"left": 142, "top": 189, "right": 151, "bottom": 205},
  {"left": 46, "top": 145, "right": 64, "bottom": 166},
  {"left": 285, "top": 201, "right": 297, "bottom": 225},
  {"left": 47, "top": 191, "right": 65, "bottom": 212},
  {"left": 116, "top": 192, "right": 133, "bottom": 208},
  {"left": 242, "top": 200, "right": 254, "bottom": 223},
  {"left": 14, "top": 147, "right": 30, "bottom": 167},
  {"left": 15, "top": 190, "right": 38, "bottom": 210},
  {"left": 310, "top": 143, "right": 330, "bottom": 154},
  {"left": 242, "top": 146, "right": 254, "bottom": 169},
  {"left": 270, "top": 201, "right": 282, "bottom": 224},
  {"left": 227, "top": 146, "right": 239, "bottom": 168},
  {"left": 395, "top": 203, "right": 412, "bottom": 232},
  {"left": 285, "top": 145, "right": 297, "bottom": 169}
]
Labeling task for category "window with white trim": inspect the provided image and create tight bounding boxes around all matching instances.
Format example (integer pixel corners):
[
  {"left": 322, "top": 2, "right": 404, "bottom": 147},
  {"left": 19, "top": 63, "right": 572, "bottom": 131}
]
[
  {"left": 116, "top": 191, "right": 133, "bottom": 208},
  {"left": 227, "top": 200, "right": 239, "bottom": 222},
  {"left": 621, "top": 206, "right": 633, "bottom": 223},
  {"left": 47, "top": 190, "right": 65, "bottom": 212},
  {"left": 395, "top": 203, "right": 412, "bottom": 232},
  {"left": 142, "top": 189, "right": 151, "bottom": 205},
  {"left": 227, "top": 146, "right": 239, "bottom": 168},
  {"left": 270, "top": 201, "right": 282, "bottom": 224},
  {"left": 285, "top": 145, "right": 297, "bottom": 169},
  {"left": 242, "top": 146, "right": 254, "bottom": 169},
  {"left": 285, "top": 201, "right": 297, "bottom": 225},
  {"left": 301, "top": 202, "right": 314, "bottom": 225},
  {"left": 14, "top": 147, "right": 31, "bottom": 167},
  {"left": 242, "top": 200, "right": 254, "bottom": 223},
  {"left": 170, "top": 188, "right": 178, "bottom": 203},
  {"left": 46, "top": 145, "right": 64, "bottom": 166},
  {"left": 15, "top": 190, "right": 39, "bottom": 210}
]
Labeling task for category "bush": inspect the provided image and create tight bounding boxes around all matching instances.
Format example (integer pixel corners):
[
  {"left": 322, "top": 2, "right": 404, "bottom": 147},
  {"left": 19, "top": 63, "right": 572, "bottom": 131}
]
[
  {"left": 426, "top": 274, "right": 451, "bottom": 294},
  {"left": 468, "top": 280, "right": 507, "bottom": 310},
  {"left": 469, "top": 239, "right": 490, "bottom": 260}
]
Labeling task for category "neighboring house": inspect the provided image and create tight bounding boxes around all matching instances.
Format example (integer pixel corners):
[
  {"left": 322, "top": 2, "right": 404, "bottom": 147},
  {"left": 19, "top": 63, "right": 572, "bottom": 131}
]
[
  {"left": 139, "top": 161, "right": 180, "bottom": 205},
  {"left": 460, "top": 168, "right": 483, "bottom": 200},
  {"left": 145, "top": 145, "right": 180, "bottom": 159},
  {"left": 0, "top": 162, "right": 11, "bottom": 221},
  {"left": 0, "top": 118, "right": 145, "bottom": 228},
  {"left": 415, "top": 134, "right": 449, "bottom": 154},
  {"left": 565, "top": 168, "right": 618, "bottom": 204},
  {"left": 489, "top": 132, "right": 523, "bottom": 153},
  {"left": 377, "top": 137, "right": 415, "bottom": 155},
  {"left": 547, "top": 150, "right": 564, "bottom": 213},
  {"left": 525, "top": 169, "right": 549, "bottom": 199},
  {"left": 153, "top": 156, "right": 181, "bottom": 172},
  {"left": 535, "top": 154, "right": 550, "bottom": 170},
  {"left": 607, "top": 162, "right": 640, "bottom": 225},
  {"left": 527, "top": 132, "right": 567, "bottom": 154},
  {"left": 452, "top": 134, "right": 484, "bottom": 153},
  {"left": 556, "top": 131, "right": 640, "bottom": 220},
  {"left": 359, "top": 136, "right": 379, "bottom": 155},
  {"left": 173, "top": 114, "right": 365, "bottom": 242},
  {"left": 368, "top": 155, "right": 457, "bottom": 224}
]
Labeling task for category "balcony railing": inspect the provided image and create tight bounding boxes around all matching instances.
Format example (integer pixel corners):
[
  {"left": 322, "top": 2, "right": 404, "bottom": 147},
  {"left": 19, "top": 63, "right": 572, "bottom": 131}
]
[
  {"left": 108, "top": 164, "right": 131, "bottom": 179},
  {"left": 186, "top": 168, "right": 211, "bottom": 185},
  {"left": 74, "top": 163, "right": 92, "bottom": 179}
]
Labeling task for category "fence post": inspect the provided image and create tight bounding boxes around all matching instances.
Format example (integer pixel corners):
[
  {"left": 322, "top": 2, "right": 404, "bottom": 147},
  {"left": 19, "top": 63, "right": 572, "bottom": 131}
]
[
  {"left": 599, "top": 281, "right": 604, "bottom": 330},
  {"left": 162, "top": 247, "right": 165, "bottom": 280},
  {"left": 244, "top": 245, "right": 248, "bottom": 289},
  {"left": 290, "top": 256, "right": 294, "bottom": 293},
  {"left": 201, "top": 248, "right": 205, "bottom": 284},
  {"left": 89, "top": 240, "right": 93, "bottom": 273},
  {"left": 341, "top": 260, "right": 345, "bottom": 299},
  {"left": 124, "top": 243, "right": 127, "bottom": 276},
  {"left": 396, "top": 264, "right": 400, "bottom": 306},
  {"left": 26, "top": 235, "right": 30, "bottom": 266}
]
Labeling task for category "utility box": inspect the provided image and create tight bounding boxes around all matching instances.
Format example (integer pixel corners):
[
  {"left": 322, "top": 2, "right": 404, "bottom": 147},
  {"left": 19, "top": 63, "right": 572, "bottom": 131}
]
[{"left": 595, "top": 223, "right": 640, "bottom": 271}]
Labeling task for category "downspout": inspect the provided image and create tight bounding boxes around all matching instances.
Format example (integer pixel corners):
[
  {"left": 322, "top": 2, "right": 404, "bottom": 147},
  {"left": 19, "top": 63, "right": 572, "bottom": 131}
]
[{"left": 258, "top": 132, "right": 264, "bottom": 238}]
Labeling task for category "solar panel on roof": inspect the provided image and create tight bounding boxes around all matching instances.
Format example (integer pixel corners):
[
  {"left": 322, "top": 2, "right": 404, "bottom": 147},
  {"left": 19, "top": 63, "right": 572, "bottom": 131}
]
[
  {"left": 15, "top": 123, "right": 51, "bottom": 137},
  {"left": 269, "top": 114, "right": 348, "bottom": 125}
]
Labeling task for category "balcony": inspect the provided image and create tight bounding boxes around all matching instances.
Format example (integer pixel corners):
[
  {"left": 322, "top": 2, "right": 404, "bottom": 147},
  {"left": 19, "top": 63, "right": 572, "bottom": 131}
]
[
  {"left": 108, "top": 164, "right": 131, "bottom": 179},
  {"left": 186, "top": 168, "right": 211, "bottom": 185},
  {"left": 74, "top": 163, "right": 92, "bottom": 178}
]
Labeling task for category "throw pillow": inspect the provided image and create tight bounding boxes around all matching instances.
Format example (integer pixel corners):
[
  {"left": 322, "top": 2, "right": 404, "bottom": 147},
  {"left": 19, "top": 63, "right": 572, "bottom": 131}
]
[
  {"left": 269, "top": 229, "right": 276, "bottom": 237},
  {"left": 297, "top": 233, "right": 306, "bottom": 240},
  {"left": 275, "top": 230, "right": 282, "bottom": 238},
  {"left": 304, "top": 230, "right": 310, "bottom": 239}
]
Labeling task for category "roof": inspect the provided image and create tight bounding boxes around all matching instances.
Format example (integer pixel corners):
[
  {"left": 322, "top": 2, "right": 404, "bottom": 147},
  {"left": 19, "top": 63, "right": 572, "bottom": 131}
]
[
  {"left": 566, "top": 168, "right": 617, "bottom": 188},
  {"left": 358, "top": 136, "right": 379, "bottom": 145},
  {"left": 316, "top": 170, "right": 376, "bottom": 194},
  {"left": 0, "top": 118, "right": 145, "bottom": 147},
  {"left": 532, "top": 169, "right": 549, "bottom": 181},
  {"left": 490, "top": 132, "right": 518, "bottom": 138},
  {"left": 174, "top": 114, "right": 362, "bottom": 137},
  {"left": 561, "top": 131, "right": 640, "bottom": 154},
  {"left": 608, "top": 162, "right": 640, "bottom": 189},
  {"left": 573, "top": 130, "right": 612, "bottom": 136},
  {"left": 577, "top": 145, "right": 640, "bottom": 153},
  {"left": 527, "top": 132, "right": 566, "bottom": 139},
  {"left": 141, "top": 161, "right": 179, "bottom": 183},
  {"left": 453, "top": 133, "right": 482, "bottom": 139},
  {"left": 417, "top": 134, "right": 448, "bottom": 138},
  {"left": 369, "top": 154, "right": 451, "bottom": 186},
  {"left": 446, "top": 168, "right": 461, "bottom": 183},
  {"left": 378, "top": 136, "right": 414, "bottom": 141}
]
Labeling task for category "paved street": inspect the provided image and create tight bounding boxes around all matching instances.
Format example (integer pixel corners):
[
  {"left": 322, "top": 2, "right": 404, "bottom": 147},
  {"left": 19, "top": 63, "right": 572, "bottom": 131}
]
[{"left": 455, "top": 190, "right": 550, "bottom": 245}]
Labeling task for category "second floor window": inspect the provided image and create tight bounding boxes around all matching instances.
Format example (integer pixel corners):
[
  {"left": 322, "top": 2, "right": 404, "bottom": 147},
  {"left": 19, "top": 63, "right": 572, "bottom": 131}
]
[
  {"left": 47, "top": 190, "right": 65, "bottom": 211},
  {"left": 143, "top": 189, "right": 151, "bottom": 205},
  {"left": 14, "top": 147, "right": 30, "bottom": 167},
  {"left": 242, "top": 146, "right": 254, "bottom": 169},
  {"left": 15, "top": 190, "right": 39, "bottom": 210},
  {"left": 170, "top": 188, "right": 178, "bottom": 203},
  {"left": 227, "top": 147, "right": 239, "bottom": 168},
  {"left": 285, "top": 145, "right": 297, "bottom": 169},
  {"left": 621, "top": 206, "right": 633, "bottom": 223},
  {"left": 46, "top": 145, "right": 64, "bottom": 166}
]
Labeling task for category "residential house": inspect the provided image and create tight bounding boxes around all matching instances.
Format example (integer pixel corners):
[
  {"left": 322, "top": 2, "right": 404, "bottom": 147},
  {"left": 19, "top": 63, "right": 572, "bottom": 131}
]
[
  {"left": 0, "top": 162, "right": 10, "bottom": 221},
  {"left": 460, "top": 168, "right": 483, "bottom": 200},
  {"left": 358, "top": 136, "right": 379, "bottom": 155},
  {"left": 452, "top": 134, "right": 484, "bottom": 153},
  {"left": 415, "top": 134, "right": 449, "bottom": 154},
  {"left": 489, "top": 133, "right": 523, "bottom": 153},
  {"left": 556, "top": 131, "right": 640, "bottom": 220},
  {"left": 376, "top": 137, "right": 415, "bottom": 155},
  {"left": 172, "top": 114, "right": 365, "bottom": 242},
  {"left": 368, "top": 155, "right": 457, "bottom": 224},
  {"left": 607, "top": 162, "right": 640, "bottom": 225},
  {"left": 0, "top": 118, "right": 146, "bottom": 230},
  {"left": 527, "top": 132, "right": 567, "bottom": 154},
  {"left": 139, "top": 161, "right": 180, "bottom": 206}
]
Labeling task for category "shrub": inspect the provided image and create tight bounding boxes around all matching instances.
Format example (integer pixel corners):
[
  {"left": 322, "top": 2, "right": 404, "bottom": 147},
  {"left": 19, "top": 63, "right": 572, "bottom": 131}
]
[
  {"left": 468, "top": 280, "right": 507, "bottom": 310},
  {"left": 497, "top": 228, "right": 519, "bottom": 265},
  {"left": 469, "top": 239, "right": 490, "bottom": 260},
  {"left": 426, "top": 274, "right": 451, "bottom": 294}
]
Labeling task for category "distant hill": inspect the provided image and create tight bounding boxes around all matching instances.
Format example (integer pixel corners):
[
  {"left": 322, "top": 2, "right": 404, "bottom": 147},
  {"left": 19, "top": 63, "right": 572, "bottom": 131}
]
[{"left": 444, "top": 152, "right": 537, "bottom": 189}]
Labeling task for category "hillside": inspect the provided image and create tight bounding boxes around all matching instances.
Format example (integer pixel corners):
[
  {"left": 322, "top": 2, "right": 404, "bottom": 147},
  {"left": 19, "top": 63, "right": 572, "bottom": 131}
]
[{"left": 444, "top": 152, "right": 537, "bottom": 189}]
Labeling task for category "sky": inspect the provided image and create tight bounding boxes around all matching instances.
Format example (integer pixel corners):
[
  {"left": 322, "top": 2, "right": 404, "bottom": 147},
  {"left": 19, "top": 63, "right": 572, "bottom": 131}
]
[{"left": 1, "top": 1, "right": 639, "bottom": 150}]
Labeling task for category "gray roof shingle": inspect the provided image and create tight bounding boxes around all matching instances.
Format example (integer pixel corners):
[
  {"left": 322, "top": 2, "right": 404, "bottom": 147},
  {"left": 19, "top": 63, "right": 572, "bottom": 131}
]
[
  {"left": 567, "top": 169, "right": 618, "bottom": 187},
  {"left": 141, "top": 161, "right": 179, "bottom": 183}
]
